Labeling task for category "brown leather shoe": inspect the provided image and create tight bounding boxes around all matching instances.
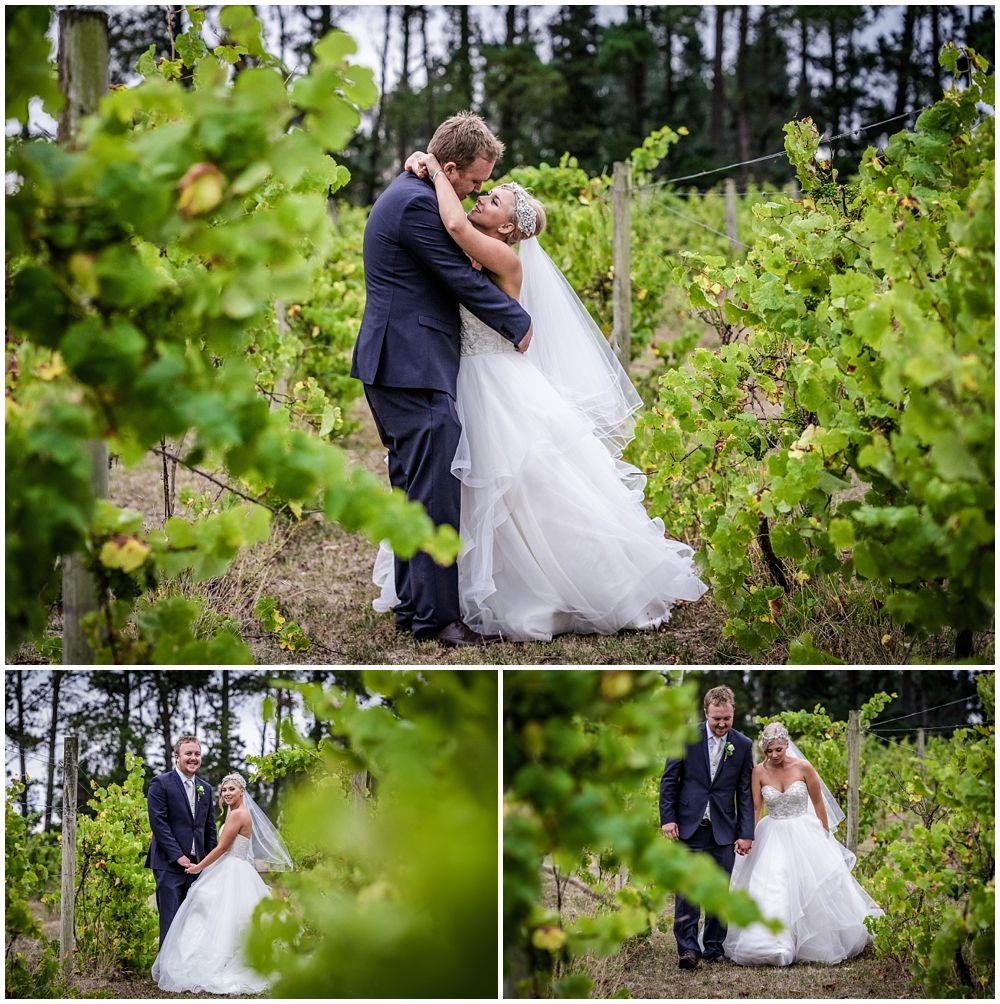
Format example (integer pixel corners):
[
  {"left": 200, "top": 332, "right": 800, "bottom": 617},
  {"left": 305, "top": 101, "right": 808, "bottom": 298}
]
[
  {"left": 434, "top": 620, "right": 500, "bottom": 648},
  {"left": 702, "top": 953, "right": 725, "bottom": 964},
  {"left": 678, "top": 951, "right": 699, "bottom": 970}
]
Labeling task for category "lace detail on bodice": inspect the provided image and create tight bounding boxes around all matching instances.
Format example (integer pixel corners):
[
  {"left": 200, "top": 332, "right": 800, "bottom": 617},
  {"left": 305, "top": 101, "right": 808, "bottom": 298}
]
[
  {"left": 224, "top": 832, "right": 253, "bottom": 862},
  {"left": 762, "top": 779, "right": 809, "bottom": 819},
  {"left": 460, "top": 305, "right": 515, "bottom": 358}
]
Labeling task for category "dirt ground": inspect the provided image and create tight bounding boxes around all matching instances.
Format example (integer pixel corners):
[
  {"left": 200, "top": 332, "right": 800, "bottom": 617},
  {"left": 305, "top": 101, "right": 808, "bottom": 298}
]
[
  {"left": 541, "top": 872, "right": 917, "bottom": 1000},
  {"left": 92, "top": 396, "right": 736, "bottom": 667}
]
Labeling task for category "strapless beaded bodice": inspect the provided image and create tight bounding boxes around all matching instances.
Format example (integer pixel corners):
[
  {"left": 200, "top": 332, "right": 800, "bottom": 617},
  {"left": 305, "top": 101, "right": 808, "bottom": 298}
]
[
  {"left": 460, "top": 305, "right": 515, "bottom": 358},
  {"left": 761, "top": 779, "right": 809, "bottom": 819},
  {"left": 224, "top": 832, "right": 253, "bottom": 862}
]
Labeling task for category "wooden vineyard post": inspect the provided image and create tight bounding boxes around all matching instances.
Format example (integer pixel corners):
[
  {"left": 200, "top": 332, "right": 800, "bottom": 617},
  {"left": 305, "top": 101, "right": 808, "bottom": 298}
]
[
  {"left": 351, "top": 770, "right": 371, "bottom": 806},
  {"left": 60, "top": 736, "right": 79, "bottom": 979},
  {"left": 725, "top": 176, "right": 739, "bottom": 252},
  {"left": 846, "top": 710, "right": 860, "bottom": 854},
  {"left": 58, "top": 8, "right": 110, "bottom": 665},
  {"left": 273, "top": 301, "right": 290, "bottom": 406},
  {"left": 611, "top": 161, "right": 632, "bottom": 372}
]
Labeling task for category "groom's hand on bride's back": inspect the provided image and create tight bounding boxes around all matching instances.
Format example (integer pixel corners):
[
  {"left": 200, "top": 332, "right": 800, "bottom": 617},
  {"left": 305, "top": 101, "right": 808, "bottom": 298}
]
[{"left": 515, "top": 324, "right": 533, "bottom": 353}]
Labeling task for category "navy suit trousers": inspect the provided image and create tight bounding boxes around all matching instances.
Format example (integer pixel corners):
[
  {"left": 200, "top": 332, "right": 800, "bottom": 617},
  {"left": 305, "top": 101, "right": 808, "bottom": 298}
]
[
  {"left": 364, "top": 384, "right": 462, "bottom": 637},
  {"left": 153, "top": 866, "right": 199, "bottom": 947},
  {"left": 674, "top": 822, "right": 736, "bottom": 957}
]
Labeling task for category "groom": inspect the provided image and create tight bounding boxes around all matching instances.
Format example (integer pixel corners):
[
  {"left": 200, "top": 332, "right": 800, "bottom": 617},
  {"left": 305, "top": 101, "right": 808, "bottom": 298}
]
[
  {"left": 659, "top": 685, "right": 754, "bottom": 969},
  {"left": 145, "top": 735, "right": 217, "bottom": 946},
  {"left": 351, "top": 111, "right": 532, "bottom": 648}
]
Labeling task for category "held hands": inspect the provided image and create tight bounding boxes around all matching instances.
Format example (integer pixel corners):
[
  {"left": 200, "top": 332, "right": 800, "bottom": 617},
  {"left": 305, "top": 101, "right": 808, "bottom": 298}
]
[
  {"left": 184, "top": 861, "right": 203, "bottom": 874},
  {"left": 734, "top": 839, "right": 753, "bottom": 856},
  {"left": 176, "top": 855, "right": 192, "bottom": 869}
]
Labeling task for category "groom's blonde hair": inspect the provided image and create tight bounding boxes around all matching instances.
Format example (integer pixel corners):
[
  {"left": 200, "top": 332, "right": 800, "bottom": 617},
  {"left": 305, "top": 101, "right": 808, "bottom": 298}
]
[
  {"left": 703, "top": 686, "right": 735, "bottom": 711},
  {"left": 428, "top": 111, "right": 505, "bottom": 169},
  {"left": 173, "top": 734, "right": 201, "bottom": 757}
]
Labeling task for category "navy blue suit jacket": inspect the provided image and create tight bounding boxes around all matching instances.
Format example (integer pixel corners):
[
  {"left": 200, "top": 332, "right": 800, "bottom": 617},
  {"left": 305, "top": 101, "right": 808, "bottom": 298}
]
[
  {"left": 350, "top": 172, "right": 531, "bottom": 398},
  {"left": 659, "top": 723, "right": 755, "bottom": 845},
  {"left": 145, "top": 770, "right": 217, "bottom": 871}
]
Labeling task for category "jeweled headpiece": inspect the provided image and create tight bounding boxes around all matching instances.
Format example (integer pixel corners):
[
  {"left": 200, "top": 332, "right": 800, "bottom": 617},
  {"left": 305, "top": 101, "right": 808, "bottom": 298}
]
[
  {"left": 219, "top": 772, "right": 247, "bottom": 789},
  {"left": 758, "top": 723, "right": 790, "bottom": 752},
  {"left": 497, "top": 182, "right": 537, "bottom": 241}
]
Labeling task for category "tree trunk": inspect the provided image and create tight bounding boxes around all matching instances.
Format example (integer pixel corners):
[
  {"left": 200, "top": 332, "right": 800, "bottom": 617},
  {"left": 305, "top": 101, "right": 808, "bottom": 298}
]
[
  {"left": 797, "top": 14, "right": 810, "bottom": 116},
  {"left": 155, "top": 676, "right": 174, "bottom": 771},
  {"left": 309, "top": 671, "right": 325, "bottom": 743},
  {"left": 45, "top": 671, "right": 65, "bottom": 831},
  {"left": 365, "top": 6, "right": 393, "bottom": 204},
  {"left": 220, "top": 670, "right": 232, "bottom": 771},
  {"left": 506, "top": 5, "right": 518, "bottom": 46},
  {"left": 117, "top": 670, "right": 131, "bottom": 774},
  {"left": 893, "top": 7, "right": 916, "bottom": 117},
  {"left": 828, "top": 12, "right": 842, "bottom": 136},
  {"left": 16, "top": 673, "right": 29, "bottom": 817},
  {"left": 930, "top": 6, "right": 942, "bottom": 92},
  {"left": 420, "top": 6, "right": 434, "bottom": 139},
  {"left": 273, "top": 5, "right": 289, "bottom": 67},
  {"left": 457, "top": 6, "right": 473, "bottom": 108},
  {"left": 663, "top": 16, "right": 674, "bottom": 112},
  {"left": 396, "top": 6, "right": 414, "bottom": 166},
  {"left": 191, "top": 682, "right": 202, "bottom": 740},
  {"left": 498, "top": 5, "right": 519, "bottom": 148},
  {"left": 735, "top": 6, "right": 752, "bottom": 184},
  {"left": 626, "top": 6, "right": 646, "bottom": 143},
  {"left": 710, "top": 6, "right": 727, "bottom": 158}
]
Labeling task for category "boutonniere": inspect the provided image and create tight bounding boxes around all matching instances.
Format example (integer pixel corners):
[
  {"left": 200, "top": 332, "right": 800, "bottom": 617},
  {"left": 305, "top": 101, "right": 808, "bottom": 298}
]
[
  {"left": 723, "top": 742, "right": 735, "bottom": 762},
  {"left": 196, "top": 784, "right": 205, "bottom": 799}
]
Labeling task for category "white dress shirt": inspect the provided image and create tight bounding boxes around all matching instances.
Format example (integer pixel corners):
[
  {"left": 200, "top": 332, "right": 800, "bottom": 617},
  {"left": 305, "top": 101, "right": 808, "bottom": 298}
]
[{"left": 175, "top": 767, "right": 197, "bottom": 854}]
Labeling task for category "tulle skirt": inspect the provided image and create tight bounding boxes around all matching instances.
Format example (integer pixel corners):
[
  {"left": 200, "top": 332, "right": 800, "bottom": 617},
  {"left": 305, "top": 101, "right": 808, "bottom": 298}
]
[
  {"left": 724, "top": 813, "right": 883, "bottom": 966},
  {"left": 151, "top": 855, "right": 270, "bottom": 994},
  {"left": 374, "top": 348, "right": 707, "bottom": 641}
]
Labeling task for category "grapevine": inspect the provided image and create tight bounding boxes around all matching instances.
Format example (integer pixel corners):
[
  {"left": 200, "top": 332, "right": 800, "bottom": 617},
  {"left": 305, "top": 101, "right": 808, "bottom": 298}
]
[
  {"left": 5, "top": 7, "right": 458, "bottom": 661},
  {"left": 638, "top": 45, "right": 994, "bottom": 659}
]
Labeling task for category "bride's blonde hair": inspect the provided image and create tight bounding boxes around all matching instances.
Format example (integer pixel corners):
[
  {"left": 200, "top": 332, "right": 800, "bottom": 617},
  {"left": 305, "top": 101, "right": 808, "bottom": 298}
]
[
  {"left": 759, "top": 722, "right": 791, "bottom": 752},
  {"left": 495, "top": 182, "right": 547, "bottom": 243},
  {"left": 218, "top": 772, "right": 247, "bottom": 804}
]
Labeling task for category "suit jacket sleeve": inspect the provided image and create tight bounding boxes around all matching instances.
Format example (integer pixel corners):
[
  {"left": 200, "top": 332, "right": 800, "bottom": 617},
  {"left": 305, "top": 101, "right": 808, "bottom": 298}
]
[
  {"left": 397, "top": 191, "right": 532, "bottom": 346},
  {"left": 736, "top": 742, "right": 755, "bottom": 840},
  {"left": 659, "top": 755, "right": 683, "bottom": 826},
  {"left": 147, "top": 776, "right": 184, "bottom": 864},
  {"left": 203, "top": 781, "right": 218, "bottom": 852}
]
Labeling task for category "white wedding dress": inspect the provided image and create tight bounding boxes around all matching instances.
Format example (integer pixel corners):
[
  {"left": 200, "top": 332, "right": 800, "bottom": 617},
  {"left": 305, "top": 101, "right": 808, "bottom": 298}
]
[
  {"left": 373, "top": 295, "right": 707, "bottom": 641},
  {"left": 151, "top": 832, "right": 270, "bottom": 994},
  {"left": 724, "top": 780, "right": 883, "bottom": 966}
]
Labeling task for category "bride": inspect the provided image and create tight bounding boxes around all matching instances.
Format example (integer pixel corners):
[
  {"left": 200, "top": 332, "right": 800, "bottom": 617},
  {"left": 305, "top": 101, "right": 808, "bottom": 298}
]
[
  {"left": 372, "top": 150, "right": 707, "bottom": 641},
  {"left": 724, "top": 723, "right": 883, "bottom": 966},
  {"left": 151, "top": 772, "right": 292, "bottom": 994}
]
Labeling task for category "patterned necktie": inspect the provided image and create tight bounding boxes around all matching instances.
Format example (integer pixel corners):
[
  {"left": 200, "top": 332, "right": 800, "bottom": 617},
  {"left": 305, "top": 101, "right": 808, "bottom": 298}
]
[
  {"left": 186, "top": 778, "right": 196, "bottom": 854},
  {"left": 709, "top": 736, "right": 723, "bottom": 781}
]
